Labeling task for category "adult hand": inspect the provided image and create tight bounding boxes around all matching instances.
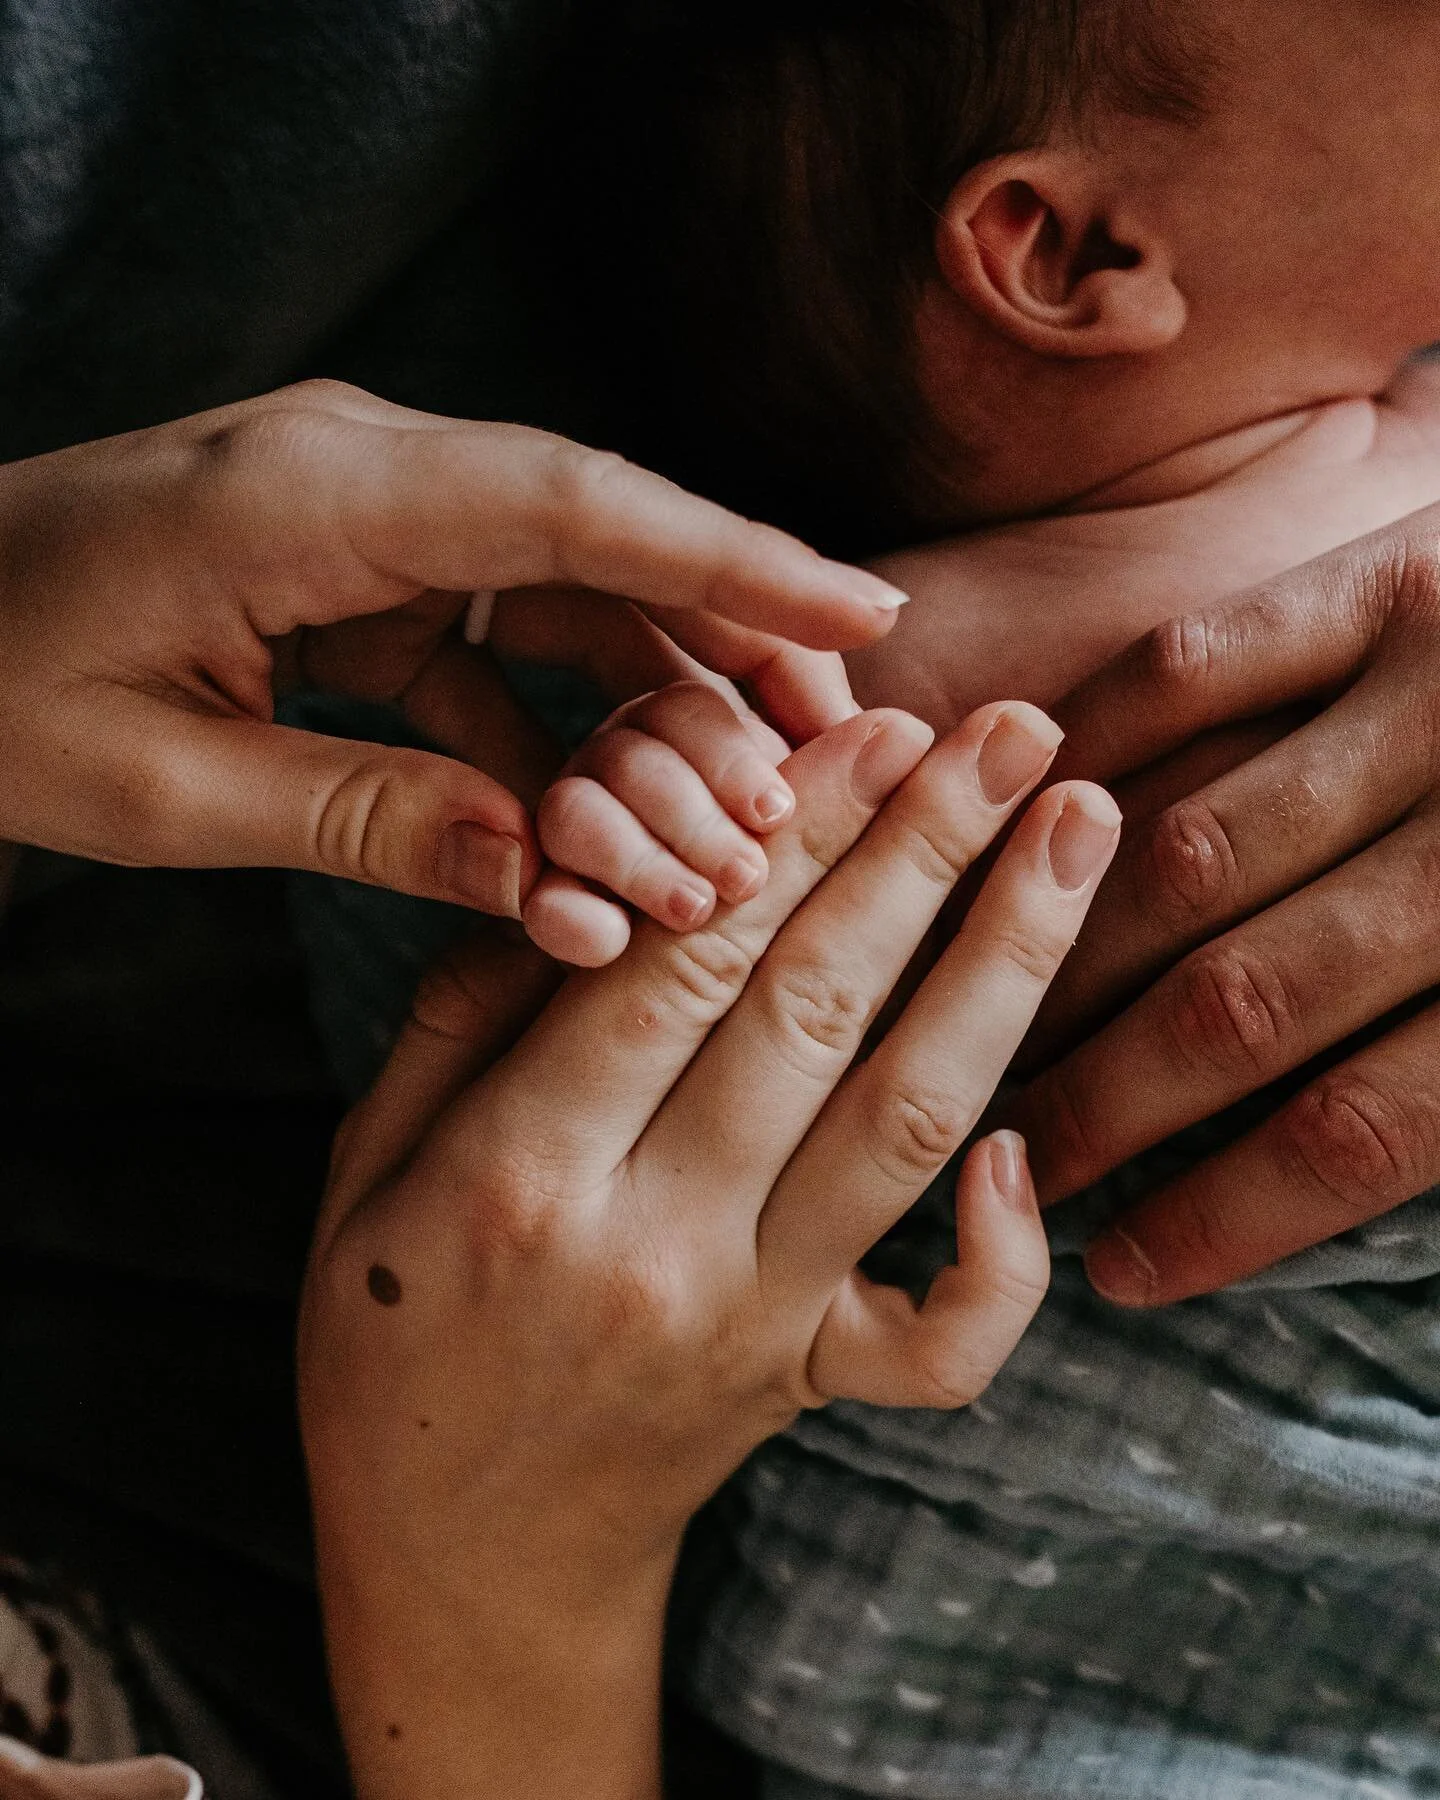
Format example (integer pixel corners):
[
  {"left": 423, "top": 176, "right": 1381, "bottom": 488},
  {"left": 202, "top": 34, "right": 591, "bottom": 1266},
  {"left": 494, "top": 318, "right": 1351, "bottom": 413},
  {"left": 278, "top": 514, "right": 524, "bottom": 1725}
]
[
  {"left": 300, "top": 703, "right": 1119, "bottom": 1800},
  {"left": 0, "top": 382, "right": 899, "bottom": 917},
  {"left": 1006, "top": 503, "right": 1440, "bottom": 1305}
]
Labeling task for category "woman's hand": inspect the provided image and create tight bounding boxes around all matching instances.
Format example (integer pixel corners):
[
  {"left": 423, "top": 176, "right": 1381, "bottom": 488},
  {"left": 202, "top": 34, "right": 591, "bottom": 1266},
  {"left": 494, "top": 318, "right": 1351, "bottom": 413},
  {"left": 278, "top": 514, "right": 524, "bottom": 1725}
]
[
  {"left": 300, "top": 703, "right": 1119, "bottom": 1800},
  {"left": 1004, "top": 501, "right": 1440, "bottom": 1303},
  {"left": 0, "top": 382, "right": 899, "bottom": 919}
]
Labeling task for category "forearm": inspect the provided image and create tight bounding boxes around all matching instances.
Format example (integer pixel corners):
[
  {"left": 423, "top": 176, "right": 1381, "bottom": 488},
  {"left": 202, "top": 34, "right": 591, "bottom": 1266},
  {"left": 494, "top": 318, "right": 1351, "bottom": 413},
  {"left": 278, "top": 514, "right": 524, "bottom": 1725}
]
[{"left": 314, "top": 1495, "right": 676, "bottom": 1800}]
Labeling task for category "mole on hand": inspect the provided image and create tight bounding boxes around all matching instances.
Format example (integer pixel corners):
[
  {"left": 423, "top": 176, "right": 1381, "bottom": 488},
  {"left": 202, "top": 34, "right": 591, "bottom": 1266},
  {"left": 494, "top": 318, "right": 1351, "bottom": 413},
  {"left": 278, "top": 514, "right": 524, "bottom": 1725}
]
[
  {"left": 367, "top": 1264, "right": 403, "bottom": 1307},
  {"left": 387, "top": 1724, "right": 403, "bottom": 1743}
]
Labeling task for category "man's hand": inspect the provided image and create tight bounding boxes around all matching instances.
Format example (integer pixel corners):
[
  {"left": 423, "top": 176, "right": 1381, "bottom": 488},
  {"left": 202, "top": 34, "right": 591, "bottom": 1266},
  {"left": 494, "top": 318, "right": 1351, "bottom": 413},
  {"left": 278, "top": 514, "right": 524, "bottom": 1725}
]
[
  {"left": 0, "top": 381, "right": 900, "bottom": 924},
  {"left": 1004, "top": 504, "right": 1440, "bottom": 1304}
]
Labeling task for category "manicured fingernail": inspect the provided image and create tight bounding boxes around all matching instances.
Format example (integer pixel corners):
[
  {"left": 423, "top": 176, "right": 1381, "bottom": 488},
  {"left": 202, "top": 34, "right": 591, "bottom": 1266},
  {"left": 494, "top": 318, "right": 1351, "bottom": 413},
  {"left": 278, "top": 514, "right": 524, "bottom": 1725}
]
[
  {"left": 438, "top": 824, "right": 524, "bottom": 917},
  {"left": 1046, "top": 792, "right": 1121, "bottom": 891},
  {"left": 718, "top": 854, "right": 767, "bottom": 903},
  {"left": 851, "top": 716, "right": 935, "bottom": 807},
  {"left": 823, "top": 562, "right": 911, "bottom": 612},
  {"left": 977, "top": 708, "right": 1064, "bottom": 807},
  {"left": 1085, "top": 1228, "right": 1159, "bottom": 1308},
  {"left": 753, "top": 785, "right": 794, "bottom": 828},
  {"left": 988, "top": 1131, "right": 1032, "bottom": 1212},
  {"left": 0, "top": 1738, "right": 43, "bottom": 1769},
  {"left": 670, "top": 880, "right": 714, "bottom": 928}
]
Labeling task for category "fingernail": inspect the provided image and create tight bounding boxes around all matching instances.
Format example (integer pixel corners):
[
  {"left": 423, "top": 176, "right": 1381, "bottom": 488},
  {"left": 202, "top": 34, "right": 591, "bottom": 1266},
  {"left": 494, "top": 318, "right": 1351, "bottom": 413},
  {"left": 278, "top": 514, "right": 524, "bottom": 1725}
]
[
  {"left": 753, "top": 785, "right": 794, "bottom": 828},
  {"left": 670, "top": 880, "right": 714, "bottom": 928},
  {"left": 988, "top": 1131, "right": 1033, "bottom": 1212},
  {"left": 0, "top": 1737, "right": 43, "bottom": 1769},
  {"left": 718, "top": 854, "right": 767, "bottom": 904},
  {"left": 851, "top": 716, "right": 935, "bottom": 807},
  {"left": 438, "top": 823, "right": 525, "bottom": 918},
  {"left": 977, "top": 708, "right": 1064, "bottom": 807},
  {"left": 1085, "top": 1228, "right": 1159, "bottom": 1308},
  {"left": 823, "top": 562, "right": 911, "bottom": 612},
  {"left": 1046, "top": 793, "right": 1121, "bottom": 891}
]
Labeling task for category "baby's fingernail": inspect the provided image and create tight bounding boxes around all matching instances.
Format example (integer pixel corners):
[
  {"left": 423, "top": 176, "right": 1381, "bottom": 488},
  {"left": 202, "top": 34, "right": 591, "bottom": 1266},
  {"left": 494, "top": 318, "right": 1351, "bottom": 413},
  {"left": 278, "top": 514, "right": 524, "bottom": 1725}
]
[
  {"left": 1046, "top": 792, "right": 1121, "bottom": 891},
  {"left": 438, "top": 824, "right": 525, "bottom": 917},
  {"left": 977, "top": 708, "right": 1064, "bottom": 807},
  {"left": 1085, "top": 1228, "right": 1160, "bottom": 1308},
  {"left": 669, "top": 880, "right": 714, "bottom": 929},
  {"left": 987, "top": 1131, "right": 1033, "bottom": 1213},
  {"left": 753, "top": 785, "right": 794, "bottom": 828},
  {"left": 718, "top": 854, "right": 767, "bottom": 904}
]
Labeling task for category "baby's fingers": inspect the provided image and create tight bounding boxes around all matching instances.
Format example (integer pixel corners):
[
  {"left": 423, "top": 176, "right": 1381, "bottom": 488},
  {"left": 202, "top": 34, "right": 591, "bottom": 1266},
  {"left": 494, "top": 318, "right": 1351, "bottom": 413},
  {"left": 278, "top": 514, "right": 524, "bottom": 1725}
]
[
  {"left": 610, "top": 682, "right": 796, "bottom": 834},
  {"left": 809, "top": 1134, "right": 1048, "bottom": 1407},
  {"left": 536, "top": 776, "right": 723, "bottom": 937}
]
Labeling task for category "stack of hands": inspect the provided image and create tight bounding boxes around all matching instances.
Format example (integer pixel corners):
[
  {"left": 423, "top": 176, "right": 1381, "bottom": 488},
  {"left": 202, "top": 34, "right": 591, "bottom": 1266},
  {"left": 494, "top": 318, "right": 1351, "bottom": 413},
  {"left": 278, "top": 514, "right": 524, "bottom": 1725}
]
[{"left": 7, "top": 382, "right": 1440, "bottom": 1794}]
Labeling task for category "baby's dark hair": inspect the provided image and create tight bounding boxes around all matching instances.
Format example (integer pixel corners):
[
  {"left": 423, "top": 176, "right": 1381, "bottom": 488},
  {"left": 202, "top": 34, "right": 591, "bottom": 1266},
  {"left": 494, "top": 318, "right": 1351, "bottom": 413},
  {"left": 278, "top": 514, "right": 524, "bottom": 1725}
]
[{"left": 564, "top": 1, "right": 1226, "bottom": 556}]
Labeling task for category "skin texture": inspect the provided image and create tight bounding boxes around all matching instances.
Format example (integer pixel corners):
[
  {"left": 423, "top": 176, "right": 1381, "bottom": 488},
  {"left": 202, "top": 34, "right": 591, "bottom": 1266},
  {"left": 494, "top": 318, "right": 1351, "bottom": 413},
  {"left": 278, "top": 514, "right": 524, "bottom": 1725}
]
[
  {"left": 301, "top": 707, "right": 1119, "bottom": 1800},
  {"left": 920, "top": 0, "right": 1440, "bottom": 521},
  {"left": 0, "top": 380, "right": 902, "bottom": 962}
]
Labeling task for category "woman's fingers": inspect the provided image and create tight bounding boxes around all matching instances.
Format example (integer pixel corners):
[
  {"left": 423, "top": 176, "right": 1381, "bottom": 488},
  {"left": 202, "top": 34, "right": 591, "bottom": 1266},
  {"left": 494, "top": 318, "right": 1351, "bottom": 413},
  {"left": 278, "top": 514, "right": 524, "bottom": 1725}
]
[
  {"left": 1082, "top": 998, "right": 1440, "bottom": 1306},
  {"left": 224, "top": 393, "right": 910, "bottom": 648},
  {"left": 1006, "top": 806, "right": 1440, "bottom": 1206},
  {"left": 761, "top": 781, "right": 1120, "bottom": 1295},
  {"left": 323, "top": 931, "right": 564, "bottom": 1233},
  {"left": 642, "top": 705, "right": 1065, "bottom": 1217},
  {"left": 0, "top": 1741, "right": 199, "bottom": 1800},
  {"left": 809, "top": 1135, "right": 1048, "bottom": 1407},
  {"left": 461, "top": 710, "right": 936, "bottom": 1185},
  {"left": 17, "top": 690, "right": 545, "bottom": 915}
]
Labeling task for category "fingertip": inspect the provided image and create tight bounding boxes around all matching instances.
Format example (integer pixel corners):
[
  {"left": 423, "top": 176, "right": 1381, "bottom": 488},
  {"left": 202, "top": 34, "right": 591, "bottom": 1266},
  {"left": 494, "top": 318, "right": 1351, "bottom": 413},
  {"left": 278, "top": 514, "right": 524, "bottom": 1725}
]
[
  {"left": 523, "top": 880, "right": 632, "bottom": 967},
  {"left": 1084, "top": 1227, "right": 1160, "bottom": 1309}
]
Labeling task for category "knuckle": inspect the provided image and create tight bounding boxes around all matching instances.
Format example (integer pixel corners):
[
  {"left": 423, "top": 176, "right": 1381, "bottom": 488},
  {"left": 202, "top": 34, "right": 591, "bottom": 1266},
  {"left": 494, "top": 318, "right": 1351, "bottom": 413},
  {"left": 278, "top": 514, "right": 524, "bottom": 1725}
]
[
  {"left": 654, "top": 926, "right": 757, "bottom": 1019},
  {"left": 536, "top": 776, "right": 606, "bottom": 856},
  {"left": 272, "top": 376, "right": 366, "bottom": 411},
  {"left": 762, "top": 960, "right": 872, "bottom": 1068},
  {"left": 545, "top": 444, "right": 638, "bottom": 539},
  {"left": 1277, "top": 1074, "right": 1438, "bottom": 1214},
  {"left": 989, "top": 918, "right": 1067, "bottom": 988},
  {"left": 864, "top": 1081, "right": 974, "bottom": 1185},
  {"left": 314, "top": 753, "right": 411, "bottom": 885},
  {"left": 893, "top": 815, "right": 976, "bottom": 891},
  {"left": 1137, "top": 797, "right": 1239, "bottom": 931},
  {"left": 1143, "top": 612, "right": 1217, "bottom": 696},
  {"left": 1163, "top": 945, "right": 1298, "bottom": 1080}
]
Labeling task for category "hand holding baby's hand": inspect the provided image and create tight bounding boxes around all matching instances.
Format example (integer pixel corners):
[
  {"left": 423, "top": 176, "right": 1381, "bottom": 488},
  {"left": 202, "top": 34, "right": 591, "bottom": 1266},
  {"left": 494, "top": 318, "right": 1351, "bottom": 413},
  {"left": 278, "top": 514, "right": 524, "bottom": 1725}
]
[{"left": 523, "top": 677, "right": 810, "bottom": 966}]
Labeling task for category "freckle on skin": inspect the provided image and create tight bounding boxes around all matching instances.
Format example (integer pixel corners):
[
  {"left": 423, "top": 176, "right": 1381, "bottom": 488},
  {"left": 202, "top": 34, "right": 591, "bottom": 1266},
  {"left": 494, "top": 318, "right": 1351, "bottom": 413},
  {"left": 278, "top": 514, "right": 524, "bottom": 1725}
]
[
  {"left": 418, "top": 1419, "right": 431, "bottom": 1431},
  {"left": 387, "top": 1724, "right": 403, "bottom": 1743},
  {"left": 368, "top": 1264, "right": 403, "bottom": 1306}
]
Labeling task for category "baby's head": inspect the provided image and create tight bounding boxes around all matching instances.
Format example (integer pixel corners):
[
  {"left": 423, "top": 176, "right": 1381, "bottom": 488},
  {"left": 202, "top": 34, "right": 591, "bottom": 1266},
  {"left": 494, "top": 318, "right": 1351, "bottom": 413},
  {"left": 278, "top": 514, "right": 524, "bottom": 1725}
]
[{"left": 594, "top": 0, "right": 1440, "bottom": 550}]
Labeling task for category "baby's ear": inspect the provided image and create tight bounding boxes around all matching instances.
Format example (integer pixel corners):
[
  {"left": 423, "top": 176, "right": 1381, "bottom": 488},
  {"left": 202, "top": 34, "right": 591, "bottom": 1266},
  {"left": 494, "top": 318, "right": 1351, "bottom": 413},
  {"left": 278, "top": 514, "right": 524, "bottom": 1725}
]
[{"left": 935, "top": 151, "right": 1187, "bottom": 359}]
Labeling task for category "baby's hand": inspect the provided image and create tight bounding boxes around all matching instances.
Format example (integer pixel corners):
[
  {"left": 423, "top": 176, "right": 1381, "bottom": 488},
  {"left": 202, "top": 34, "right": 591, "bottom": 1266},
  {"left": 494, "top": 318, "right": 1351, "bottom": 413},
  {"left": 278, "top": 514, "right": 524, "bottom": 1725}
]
[{"left": 523, "top": 681, "right": 801, "bottom": 966}]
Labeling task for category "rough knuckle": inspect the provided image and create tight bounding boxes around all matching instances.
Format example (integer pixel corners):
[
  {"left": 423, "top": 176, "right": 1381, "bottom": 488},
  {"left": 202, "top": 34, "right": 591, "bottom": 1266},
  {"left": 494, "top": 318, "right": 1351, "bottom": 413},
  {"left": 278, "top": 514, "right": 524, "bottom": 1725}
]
[
  {"left": 1164, "top": 946, "right": 1296, "bottom": 1079},
  {"left": 867, "top": 1082, "right": 972, "bottom": 1182},
  {"left": 1139, "top": 797, "right": 1237, "bottom": 930},
  {"left": 990, "top": 917, "right": 1066, "bottom": 987},
  {"left": 1278, "top": 1074, "right": 1436, "bottom": 1213},
  {"left": 593, "top": 1253, "right": 695, "bottom": 1350},
  {"left": 315, "top": 754, "right": 414, "bottom": 885},
  {"left": 1144, "top": 612, "right": 1217, "bottom": 697},
  {"left": 764, "top": 961, "right": 872, "bottom": 1065},
  {"left": 657, "top": 926, "right": 756, "bottom": 1016},
  {"left": 895, "top": 814, "right": 975, "bottom": 890},
  {"left": 271, "top": 376, "right": 367, "bottom": 412},
  {"left": 463, "top": 1163, "right": 563, "bottom": 1269}
]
